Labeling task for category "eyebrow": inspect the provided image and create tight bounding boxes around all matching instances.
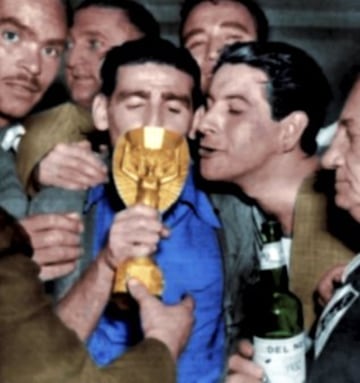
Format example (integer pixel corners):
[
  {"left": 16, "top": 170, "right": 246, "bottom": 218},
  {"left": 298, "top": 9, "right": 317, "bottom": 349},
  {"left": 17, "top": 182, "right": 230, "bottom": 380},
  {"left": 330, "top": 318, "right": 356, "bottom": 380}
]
[
  {"left": 0, "top": 17, "right": 66, "bottom": 47},
  {"left": 225, "top": 94, "right": 251, "bottom": 105},
  {"left": 183, "top": 28, "right": 205, "bottom": 43},
  {"left": 0, "top": 17, "right": 28, "bottom": 32},
  {"left": 162, "top": 92, "right": 192, "bottom": 109},
  {"left": 116, "top": 90, "right": 192, "bottom": 109},
  {"left": 183, "top": 21, "right": 251, "bottom": 42},
  {"left": 73, "top": 30, "right": 107, "bottom": 40},
  {"left": 207, "top": 93, "right": 251, "bottom": 105},
  {"left": 116, "top": 90, "right": 149, "bottom": 101},
  {"left": 220, "top": 21, "right": 251, "bottom": 35}
]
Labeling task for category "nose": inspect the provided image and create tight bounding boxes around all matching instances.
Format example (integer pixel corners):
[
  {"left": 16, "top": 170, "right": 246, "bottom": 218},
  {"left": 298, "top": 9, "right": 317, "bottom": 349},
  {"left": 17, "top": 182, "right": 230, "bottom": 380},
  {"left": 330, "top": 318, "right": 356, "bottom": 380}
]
[
  {"left": 195, "top": 105, "right": 219, "bottom": 137},
  {"left": 66, "top": 44, "right": 86, "bottom": 69},
  {"left": 144, "top": 105, "right": 164, "bottom": 127},
  {"left": 321, "top": 133, "right": 345, "bottom": 169},
  {"left": 21, "top": 44, "right": 41, "bottom": 75},
  {"left": 206, "top": 38, "right": 223, "bottom": 63}
]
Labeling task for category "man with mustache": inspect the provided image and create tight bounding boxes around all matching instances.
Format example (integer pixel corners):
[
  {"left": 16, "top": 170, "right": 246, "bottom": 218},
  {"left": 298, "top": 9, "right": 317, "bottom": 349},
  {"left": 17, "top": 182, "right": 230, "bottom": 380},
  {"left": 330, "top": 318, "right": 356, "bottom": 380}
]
[
  {"left": 12, "top": 0, "right": 159, "bottom": 282},
  {"left": 0, "top": 0, "right": 87, "bottom": 281},
  {"left": 17, "top": 0, "right": 159, "bottom": 194}
]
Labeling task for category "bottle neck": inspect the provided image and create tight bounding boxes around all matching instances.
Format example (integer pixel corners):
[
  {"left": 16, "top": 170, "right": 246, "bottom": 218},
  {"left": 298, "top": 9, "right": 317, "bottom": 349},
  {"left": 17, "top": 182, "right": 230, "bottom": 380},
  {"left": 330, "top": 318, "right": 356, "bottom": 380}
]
[
  {"left": 259, "top": 265, "right": 289, "bottom": 291},
  {"left": 259, "top": 240, "right": 289, "bottom": 291}
]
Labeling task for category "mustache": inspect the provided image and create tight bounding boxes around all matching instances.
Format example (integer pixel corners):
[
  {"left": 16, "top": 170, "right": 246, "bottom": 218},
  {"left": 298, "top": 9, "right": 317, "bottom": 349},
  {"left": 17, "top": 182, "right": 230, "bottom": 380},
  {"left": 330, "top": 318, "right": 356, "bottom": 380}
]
[{"left": 4, "top": 74, "right": 42, "bottom": 92}]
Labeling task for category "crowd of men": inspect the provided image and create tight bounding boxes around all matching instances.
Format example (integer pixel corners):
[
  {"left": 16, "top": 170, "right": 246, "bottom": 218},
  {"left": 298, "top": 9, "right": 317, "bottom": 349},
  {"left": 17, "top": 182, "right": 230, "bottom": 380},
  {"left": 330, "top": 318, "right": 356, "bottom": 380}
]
[{"left": 1, "top": 0, "right": 360, "bottom": 382}]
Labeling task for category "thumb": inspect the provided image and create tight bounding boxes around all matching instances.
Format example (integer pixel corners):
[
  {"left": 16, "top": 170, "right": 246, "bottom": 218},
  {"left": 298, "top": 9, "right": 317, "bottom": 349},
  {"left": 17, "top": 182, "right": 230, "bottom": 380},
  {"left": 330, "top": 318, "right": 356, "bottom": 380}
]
[
  {"left": 179, "top": 295, "right": 195, "bottom": 311},
  {"left": 127, "top": 278, "right": 150, "bottom": 304}
]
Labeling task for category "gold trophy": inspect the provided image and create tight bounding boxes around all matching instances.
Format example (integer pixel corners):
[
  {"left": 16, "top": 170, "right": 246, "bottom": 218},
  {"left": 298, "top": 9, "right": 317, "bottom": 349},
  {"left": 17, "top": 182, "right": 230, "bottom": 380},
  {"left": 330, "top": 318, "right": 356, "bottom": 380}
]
[{"left": 111, "top": 126, "right": 190, "bottom": 309}]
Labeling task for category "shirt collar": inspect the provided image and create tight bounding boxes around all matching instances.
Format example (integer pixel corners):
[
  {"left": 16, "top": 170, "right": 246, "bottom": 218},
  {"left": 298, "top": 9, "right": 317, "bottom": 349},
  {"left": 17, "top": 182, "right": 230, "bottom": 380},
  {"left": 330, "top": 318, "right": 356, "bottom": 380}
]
[
  {"left": 0, "top": 123, "right": 25, "bottom": 152},
  {"left": 85, "top": 165, "right": 220, "bottom": 229}
]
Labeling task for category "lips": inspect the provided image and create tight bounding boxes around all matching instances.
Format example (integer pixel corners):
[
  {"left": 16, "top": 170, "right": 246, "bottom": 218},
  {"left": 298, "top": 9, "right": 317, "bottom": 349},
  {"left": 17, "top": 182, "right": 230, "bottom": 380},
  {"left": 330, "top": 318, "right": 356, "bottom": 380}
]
[
  {"left": 5, "top": 79, "right": 40, "bottom": 94},
  {"left": 198, "top": 143, "right": 219, "bottom": 158}
]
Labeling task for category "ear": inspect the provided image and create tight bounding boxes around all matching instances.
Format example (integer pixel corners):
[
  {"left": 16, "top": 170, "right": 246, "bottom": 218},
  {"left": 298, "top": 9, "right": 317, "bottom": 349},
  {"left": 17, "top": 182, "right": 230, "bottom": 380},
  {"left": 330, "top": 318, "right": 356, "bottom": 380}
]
[
  {"left": 279, "top": 111, "right": 309, "bottom": 152},
  {"left": 92, "top": 94, "right": 109, "bottom": 131},
  {"left": 188, "top": 106, "right": 205, "bottom": 139}
]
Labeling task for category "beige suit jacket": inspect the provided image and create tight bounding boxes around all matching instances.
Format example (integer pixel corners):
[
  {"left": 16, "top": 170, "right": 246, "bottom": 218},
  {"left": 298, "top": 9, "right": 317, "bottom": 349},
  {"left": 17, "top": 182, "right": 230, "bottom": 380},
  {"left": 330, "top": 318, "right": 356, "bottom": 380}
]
[
  {"left": 290, "top": 174, "right": 357, "bottom": 330},
  {"left": 16, "top": 102, "right": 93, "bottom": 195}
]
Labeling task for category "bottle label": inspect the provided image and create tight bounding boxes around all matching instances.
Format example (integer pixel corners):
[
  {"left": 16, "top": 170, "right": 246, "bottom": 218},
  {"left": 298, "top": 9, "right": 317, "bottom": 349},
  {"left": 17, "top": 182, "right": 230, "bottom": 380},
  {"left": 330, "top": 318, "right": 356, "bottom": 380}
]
[
  {"left": 260, "top": 242, "right": 285, "bottom": 270},
  {"left": 253, "top": 332, "right": 306, "bottom": 383}
]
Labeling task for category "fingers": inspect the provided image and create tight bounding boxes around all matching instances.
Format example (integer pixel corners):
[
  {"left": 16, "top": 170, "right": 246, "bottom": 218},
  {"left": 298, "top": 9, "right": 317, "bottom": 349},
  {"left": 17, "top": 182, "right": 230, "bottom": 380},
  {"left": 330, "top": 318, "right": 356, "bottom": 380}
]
[
  {"left": 316, "top": 264, "right": 346, "bottom": 306},
  {"left": 226, "top": 341, "right": 264, "bottom": 382},
  {"left": 228, "top": 354, "right": 263, "bottom": 380},
  {"left": 33, "top": 245, "right": 80, "bottom": 264},
  {"left": 21, "top": 213, "right": 83, "bottom": 249},
  {"left": 105, "top": 205, "right": 169, "bottom": 267},
  {"left": 20, "top": 213, "right": 83, "bottom": 281},
  {"left": 21, "top": 213, "right": 83, "bottom": 234},
  {"left": 38, "top": 141, "right": 108, "bottom": 189},
  {"left": 39, "top": 261, "right": 77, "bottom": 281},
  {"left": 226, "top": 373, "right": 263, "bottom": 383},
  {"left": 238, "top": 339, "right": 255, "bottom": 358}
]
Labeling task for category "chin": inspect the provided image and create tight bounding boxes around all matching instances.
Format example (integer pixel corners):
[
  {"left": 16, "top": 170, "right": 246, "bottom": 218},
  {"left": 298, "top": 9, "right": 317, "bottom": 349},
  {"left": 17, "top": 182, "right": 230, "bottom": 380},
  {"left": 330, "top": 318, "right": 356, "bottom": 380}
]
[
  {"left": 349, "top": 206, "right": 360, "bottom": 223},
  {"left": 72, "top": 94, "right": 93, "bottom": 109},
  {"left": 200, "top": 165, "right": 225, "bottom": 182},
  {"left": 335, "top": 193, "right": 351, "bottom": 211}
]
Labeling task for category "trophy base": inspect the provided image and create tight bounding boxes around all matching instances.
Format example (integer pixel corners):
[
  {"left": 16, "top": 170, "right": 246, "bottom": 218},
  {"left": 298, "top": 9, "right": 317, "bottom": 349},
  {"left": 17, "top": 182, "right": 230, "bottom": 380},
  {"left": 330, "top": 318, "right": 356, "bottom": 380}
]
[{"left": 113, "top": 257, "right": 164, "bottom": 298}]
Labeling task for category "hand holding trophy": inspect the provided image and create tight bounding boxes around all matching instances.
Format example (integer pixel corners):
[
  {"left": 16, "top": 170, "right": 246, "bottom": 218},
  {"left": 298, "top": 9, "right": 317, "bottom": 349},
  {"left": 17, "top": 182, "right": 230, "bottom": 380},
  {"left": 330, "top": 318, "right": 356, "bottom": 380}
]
[{"left": 111, "top": 126, "right": 190, "bottom": 309}]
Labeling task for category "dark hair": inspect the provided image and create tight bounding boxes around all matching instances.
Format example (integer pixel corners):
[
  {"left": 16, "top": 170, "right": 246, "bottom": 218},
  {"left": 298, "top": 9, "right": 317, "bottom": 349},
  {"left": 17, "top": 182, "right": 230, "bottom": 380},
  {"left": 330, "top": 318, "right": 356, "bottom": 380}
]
[
  {"left": 179, "top": 0, "right": 269, "bottom": 44},
  {"left": 60, "top": 0, "right": 74, "bottom": 27},
  {"left": 100, "top": 37, "right": 203, "bottom": 110},
  {"left": 339, "top": 64, "right": 360, "bottom": 105},
  {"left": 214, "top": 41, "right": 332, "bottom": 155},
  {"left": 74, "top": 0, "right": 160, "bottom": 37}
]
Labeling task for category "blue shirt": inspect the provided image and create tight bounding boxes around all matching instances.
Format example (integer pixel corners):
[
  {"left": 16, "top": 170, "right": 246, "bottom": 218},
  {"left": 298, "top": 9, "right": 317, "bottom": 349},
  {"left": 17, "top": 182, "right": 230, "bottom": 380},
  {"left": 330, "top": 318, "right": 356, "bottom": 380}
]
[{"left": 85, "top": 167, "right": 225, "bottom": 383}]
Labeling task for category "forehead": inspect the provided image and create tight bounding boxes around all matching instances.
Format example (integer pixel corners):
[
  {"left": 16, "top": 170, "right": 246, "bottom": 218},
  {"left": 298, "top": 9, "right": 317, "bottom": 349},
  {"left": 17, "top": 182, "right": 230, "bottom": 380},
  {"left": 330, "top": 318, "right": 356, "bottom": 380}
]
[
  {"left": 113, "top": 62, "right": 194, "bottom": 94},
  {"left": 183, "top": 0, "right": 257, "bottom": 36},
  {"left": 72, "top": 6, "right": 142, "bottom": 40},
  {"left": 210, "top": 63, "right": 268, "bottom": 99},
  {"left": 0, "top": 0, "right": 66, "bottom": 38},
  {"left": 341, "top": 78, "right": 360, "bottom": 121}
]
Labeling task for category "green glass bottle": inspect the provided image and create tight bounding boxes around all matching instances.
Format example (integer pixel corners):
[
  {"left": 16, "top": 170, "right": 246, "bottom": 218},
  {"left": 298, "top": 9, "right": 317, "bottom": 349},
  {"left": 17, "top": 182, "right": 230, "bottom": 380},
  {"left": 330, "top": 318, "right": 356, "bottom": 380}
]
[{"left": 252, "top": 220, "right": 305, "bottom": 383}]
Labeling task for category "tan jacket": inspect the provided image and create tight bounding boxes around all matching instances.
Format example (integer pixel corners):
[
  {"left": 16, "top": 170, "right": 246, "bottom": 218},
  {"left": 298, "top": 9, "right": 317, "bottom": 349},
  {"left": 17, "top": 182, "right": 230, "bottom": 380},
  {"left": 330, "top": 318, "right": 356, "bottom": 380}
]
[
  {"left": 290, "top": 174, "right": 356, "bottom": 330},
  {"left": 16, "top": 103, "right": 93, "bottom": 195}
]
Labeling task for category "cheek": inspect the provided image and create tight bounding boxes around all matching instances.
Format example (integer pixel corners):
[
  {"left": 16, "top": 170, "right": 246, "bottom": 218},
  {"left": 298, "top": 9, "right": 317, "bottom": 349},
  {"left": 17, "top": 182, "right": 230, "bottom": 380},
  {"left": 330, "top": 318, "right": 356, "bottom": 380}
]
[
  {"left": 188, "top": 47, "right": 206, "bottom": 68},
  {"left": 41, "top": 60, "right": 61, "bottom": 86},
  {"left": 167, "top": 113, "right": 191, "bottom": 135}
]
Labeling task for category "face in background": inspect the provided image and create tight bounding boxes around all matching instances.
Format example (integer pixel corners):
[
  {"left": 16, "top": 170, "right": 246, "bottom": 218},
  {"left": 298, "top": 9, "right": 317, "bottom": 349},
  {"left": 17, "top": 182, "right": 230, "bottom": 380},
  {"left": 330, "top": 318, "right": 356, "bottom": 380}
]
[
  {"left": 93, "top": 63, "right": 194, "bottom": 146},
  {"left": 0, "top": 0, "right": 66, "bottom": 126},
  {"left": 322, "top": 78, "right": 360, "bottom": 222},
  {"left": 182, "top": 0, "right": 257, "bottom": 92},
  {"left": 66, "top": 6, "right": 143, "bottom": 110},
  {"left": 195, "top": 63, "right": 282, "bottom": 187}
]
